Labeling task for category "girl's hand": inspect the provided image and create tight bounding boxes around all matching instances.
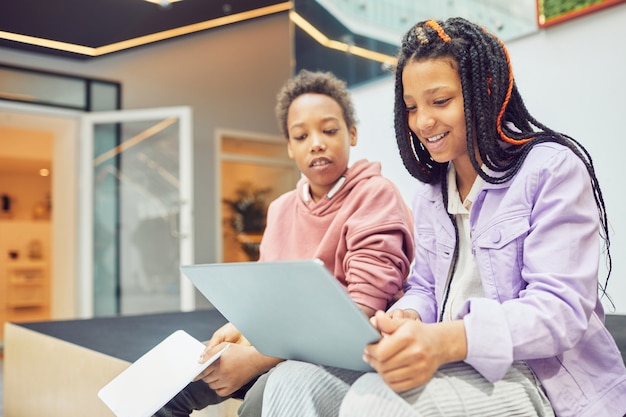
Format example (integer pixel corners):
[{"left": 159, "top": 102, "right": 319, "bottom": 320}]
[
  {"left": 387, "top": 308, "right": 420, "bottom": 320},
  {"left": 364, "top": 311, "right": 467, "bottom": 392},
  {"left": 369, "top": 308, "right": 420, "bottom": 328}
]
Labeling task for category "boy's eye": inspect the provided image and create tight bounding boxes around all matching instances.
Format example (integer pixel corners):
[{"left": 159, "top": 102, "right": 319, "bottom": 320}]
[
  {"left": 323, "top": 128, "right": 339, "bottom": 135},
  {"left": 292, "top": 134, "right": 307, "bottom": 141}
]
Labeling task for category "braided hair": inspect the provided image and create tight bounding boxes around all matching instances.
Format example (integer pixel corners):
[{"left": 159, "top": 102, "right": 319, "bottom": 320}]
[{"left": 394, "top": 17, "right": 612, "bottom": 297}]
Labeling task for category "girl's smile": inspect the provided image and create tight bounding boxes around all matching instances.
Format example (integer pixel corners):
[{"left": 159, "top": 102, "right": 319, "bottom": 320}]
[{"left": 402, "top": 57, "right": 480, "bottom": 187}]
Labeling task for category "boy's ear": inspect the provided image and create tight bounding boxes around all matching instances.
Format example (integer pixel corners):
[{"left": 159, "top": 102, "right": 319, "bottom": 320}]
[{"left": 350, "top": 126, "right": 358, "bottom": 146}]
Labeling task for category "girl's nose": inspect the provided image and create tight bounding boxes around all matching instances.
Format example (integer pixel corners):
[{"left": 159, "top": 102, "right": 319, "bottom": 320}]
[{"left": 415, "top": 110, "right": 435, "bottom": 132}]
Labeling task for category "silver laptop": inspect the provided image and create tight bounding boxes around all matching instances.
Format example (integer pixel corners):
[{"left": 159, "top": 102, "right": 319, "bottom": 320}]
[{"left": 181, "top": 259, "right": 381, "bottom": 372}]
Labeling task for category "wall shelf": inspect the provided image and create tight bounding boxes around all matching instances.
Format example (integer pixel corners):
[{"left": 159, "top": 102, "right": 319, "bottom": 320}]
[{"left": 0, "top": 220, "right": 51, "bottom": 341}]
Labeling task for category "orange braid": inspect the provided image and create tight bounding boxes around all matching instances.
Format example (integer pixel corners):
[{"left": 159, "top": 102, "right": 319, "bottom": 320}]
[
  {"left": 425, "top": 20, "right": 451, "bottom": 43},
  {"left": 495, "top": 36, "right": 533, "bottom": 145}
]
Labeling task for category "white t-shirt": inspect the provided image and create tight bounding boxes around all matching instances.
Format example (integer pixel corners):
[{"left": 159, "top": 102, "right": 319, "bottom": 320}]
[{"left": 441, "top": 164, "right": 485, "bottom": 322}]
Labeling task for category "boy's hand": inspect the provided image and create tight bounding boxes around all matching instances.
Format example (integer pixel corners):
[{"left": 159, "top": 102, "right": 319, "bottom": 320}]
[
  {"left": 194, "top": 343, "right": 283, "bottom": 397},
  {"left": 199, "top": 322, "right": 250, "bottom": 362},
  {"left": 193, "top": 322, "right": 282, "bottom": 397},
  {"left": 194, "top": 344, "right": 266, "bottom": 397}
]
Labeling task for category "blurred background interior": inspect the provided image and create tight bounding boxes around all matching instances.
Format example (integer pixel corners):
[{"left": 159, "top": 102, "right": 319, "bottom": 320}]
[
  {"left": 0, "top": 0, "right": 624, "bottom": 356},
  {"left": 2, "top": 0, "right": 626, "bottom": 415}
]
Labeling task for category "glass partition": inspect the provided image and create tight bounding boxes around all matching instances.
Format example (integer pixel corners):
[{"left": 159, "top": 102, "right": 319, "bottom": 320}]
[
  {"left": 92, "top": 117, "right": 185, "bottom": 316},
  {"left": 294, "top": 0, "right": 539, "bottom": 87},
  {"left": 314, "top": 0, "right": 538, "bottom": 45},
  {"left": 0, "top": 63, "right": 120, "bottom": 111},
  {"left": 80, "top": 107, "right": 194, "bottom": 318}
]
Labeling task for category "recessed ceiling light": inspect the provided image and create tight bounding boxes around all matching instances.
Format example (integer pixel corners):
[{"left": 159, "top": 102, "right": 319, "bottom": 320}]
[{"left": 143, "top": 0, "right": 183, "bottom": 6}]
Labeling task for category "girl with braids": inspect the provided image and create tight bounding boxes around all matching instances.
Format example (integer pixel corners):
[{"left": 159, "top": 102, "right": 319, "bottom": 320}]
[{"left": 260, "top": 17, "right": 626, "bottom": 417}]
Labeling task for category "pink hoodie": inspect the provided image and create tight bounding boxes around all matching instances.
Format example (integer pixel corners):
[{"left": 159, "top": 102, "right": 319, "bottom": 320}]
[{"left": 259, "top": 159, "right": 414, "bottom": 311}]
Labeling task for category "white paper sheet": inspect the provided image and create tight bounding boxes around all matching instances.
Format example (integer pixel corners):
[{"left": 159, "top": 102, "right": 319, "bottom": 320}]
[{"left": 98, "top": 330, "right": 228, "bottom": 417}]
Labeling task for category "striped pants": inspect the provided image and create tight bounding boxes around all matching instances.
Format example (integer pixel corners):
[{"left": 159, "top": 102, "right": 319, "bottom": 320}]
[{"left": 262, "top": 361, "right": 554, "bottom": 417}]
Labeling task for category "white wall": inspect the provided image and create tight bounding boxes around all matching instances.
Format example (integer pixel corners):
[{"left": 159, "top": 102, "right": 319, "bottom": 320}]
[{"left": 351, "top": 3, "right": 626, "bottom": 314}]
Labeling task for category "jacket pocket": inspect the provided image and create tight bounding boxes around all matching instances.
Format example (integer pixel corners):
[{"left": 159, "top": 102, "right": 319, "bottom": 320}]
[
  {"left": 415, "top": 231, "right": 437, "bottom": 270},
  {"left": 473, "top": 214, "right": 529, "bottom": 301},
  {"left": 416, "top": 228, "right": 454, "bottom": 283}
]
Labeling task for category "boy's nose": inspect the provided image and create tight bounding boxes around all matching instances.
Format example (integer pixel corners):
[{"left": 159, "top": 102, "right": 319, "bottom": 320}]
[{"left": 310, "top": 134, "right": 326, "bottom": 151}]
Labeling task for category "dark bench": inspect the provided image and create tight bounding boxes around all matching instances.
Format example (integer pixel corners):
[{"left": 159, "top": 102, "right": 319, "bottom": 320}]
[
  {"left": 16, "top": 309, "right": 228, "bottom": 363},
  {"left": 16, "top": 310, "right": 625, "bottom": 365}
]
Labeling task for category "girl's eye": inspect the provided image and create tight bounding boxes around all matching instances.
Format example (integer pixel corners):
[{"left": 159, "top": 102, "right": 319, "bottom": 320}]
[
  {"left": 405, "top": 105, "right": 417, "bottom": 113},
  {"left": 323, "top": 128, "right": 339, "bottom": 135},
  {"left": 434, "top": 98, "right": 451, "bottom": 106},
  {"left": 292, "top": 134, "right": 307, "bottom": 141}
]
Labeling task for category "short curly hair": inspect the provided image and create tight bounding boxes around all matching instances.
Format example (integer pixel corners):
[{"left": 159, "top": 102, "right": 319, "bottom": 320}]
[{"left": 275, "top": 69, "right": 356, "bottom": 139}]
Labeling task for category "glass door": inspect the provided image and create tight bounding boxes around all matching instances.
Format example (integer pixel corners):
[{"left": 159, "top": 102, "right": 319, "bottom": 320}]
[{"left": 79, "top": 107, "right": 194, "bottom": 318}]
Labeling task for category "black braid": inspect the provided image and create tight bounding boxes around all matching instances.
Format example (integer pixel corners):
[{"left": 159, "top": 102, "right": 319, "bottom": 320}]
[
  {"left": 439, "top": 170, "right": 460, "bottom": 322},
  {"left": 394, "top": 17, "right": 612, "bottom": 297}
]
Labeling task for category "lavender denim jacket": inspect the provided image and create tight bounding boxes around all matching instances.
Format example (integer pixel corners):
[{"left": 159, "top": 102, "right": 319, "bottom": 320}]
[{"left": 393, "top": 142, "right": 626, "bottom": 417}]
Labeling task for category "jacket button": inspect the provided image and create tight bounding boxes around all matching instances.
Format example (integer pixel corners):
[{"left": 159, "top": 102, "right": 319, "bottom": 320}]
[{"left": 490, "top": 230, "right": 501, "bottom": 243}]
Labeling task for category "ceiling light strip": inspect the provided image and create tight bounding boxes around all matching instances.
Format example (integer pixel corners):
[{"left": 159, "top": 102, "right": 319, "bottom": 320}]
[
  {"left": 96, "top": 2, "right": 293, "bottom": 55},
  {"left": 288, "top": 11, "right": 397, "bottom": 66},
  {"left": 0, "top": 30, "right": 95, "bottom": 55},
  {"left": 0, "top": 2, "right": 292, "bottom": 57}
]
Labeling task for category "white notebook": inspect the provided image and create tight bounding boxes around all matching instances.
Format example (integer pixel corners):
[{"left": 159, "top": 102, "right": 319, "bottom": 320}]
[{"left": 98, "top": 330, "right": 228, "bottom": 417}]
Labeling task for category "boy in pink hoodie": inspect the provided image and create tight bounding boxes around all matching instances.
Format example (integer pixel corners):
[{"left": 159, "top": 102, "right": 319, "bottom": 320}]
[{"left": 154, "top": 70, "right": 414, "bottom": 417}]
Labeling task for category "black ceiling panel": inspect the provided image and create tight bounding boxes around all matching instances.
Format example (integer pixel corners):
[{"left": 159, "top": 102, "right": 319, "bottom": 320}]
[{"left": 0, "top": 0, "right": 287, "bottom": 59}]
